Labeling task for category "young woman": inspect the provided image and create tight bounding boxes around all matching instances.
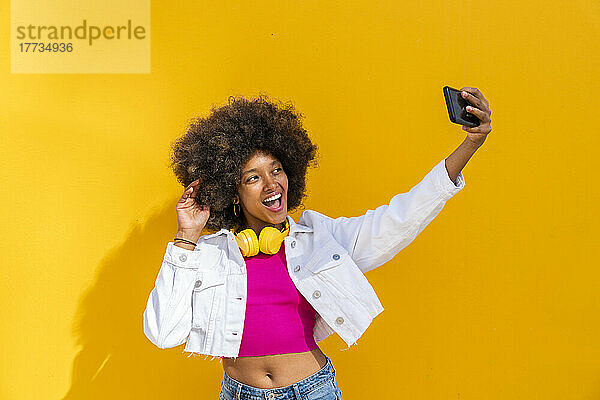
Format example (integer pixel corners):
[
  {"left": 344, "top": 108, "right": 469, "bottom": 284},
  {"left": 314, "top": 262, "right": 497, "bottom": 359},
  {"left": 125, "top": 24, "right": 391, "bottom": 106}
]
[{"left": 143, "top": 90, "right": 492, "bottom": 399}]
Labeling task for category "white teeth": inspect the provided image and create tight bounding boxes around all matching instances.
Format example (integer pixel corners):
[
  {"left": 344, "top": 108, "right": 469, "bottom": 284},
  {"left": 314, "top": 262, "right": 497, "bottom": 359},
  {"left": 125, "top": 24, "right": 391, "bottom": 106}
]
[{"left": 263, "top": 193, "right": 282, "bottom": 203}]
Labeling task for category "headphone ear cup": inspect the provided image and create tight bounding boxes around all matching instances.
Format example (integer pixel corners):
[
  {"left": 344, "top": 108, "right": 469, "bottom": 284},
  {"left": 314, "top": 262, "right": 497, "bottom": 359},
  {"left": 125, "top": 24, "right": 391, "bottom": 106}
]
[
  {"left": 235, "top": 229, "right": 259, "bottom": 257},
  {"left": 258, "top": 227, "right": 282, "bottom": 255}
]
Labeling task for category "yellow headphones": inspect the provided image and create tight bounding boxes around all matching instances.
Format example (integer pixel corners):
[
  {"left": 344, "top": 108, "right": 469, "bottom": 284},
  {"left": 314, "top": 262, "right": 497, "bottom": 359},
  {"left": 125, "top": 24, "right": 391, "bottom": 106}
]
[{"left": 233, "top": 218, "right": 290, "bottom": 257}]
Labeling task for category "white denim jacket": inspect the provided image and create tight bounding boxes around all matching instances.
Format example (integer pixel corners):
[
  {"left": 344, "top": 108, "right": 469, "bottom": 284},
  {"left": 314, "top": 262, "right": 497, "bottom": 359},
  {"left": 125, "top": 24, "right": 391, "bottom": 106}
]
[{"left": 143, "top": 158, "right": 465, "bottom": 358}]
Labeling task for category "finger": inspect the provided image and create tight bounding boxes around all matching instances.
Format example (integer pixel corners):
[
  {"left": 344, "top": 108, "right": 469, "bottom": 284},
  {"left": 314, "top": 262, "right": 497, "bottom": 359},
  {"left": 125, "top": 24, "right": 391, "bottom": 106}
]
[
  {"left": 460, "top": 90, "right": 487, "bottom": 111},
  {"left": 187, "top": 185, "right": 200, "bottom": 200},
  {"left": 179, "top": 189, "right": 191, "bottom": 202},
  {"left": 465, "top": 106, "right": 490, "bottom": 122},
  {"left": 181, "top": 185, "right": 196, "bottom": 201},
  {"left": 465, "top": 93, "right": 491, "bottom": 114},
  {"left": 460, "top": 87, "right": 489, "bottom": 107},
  {"left": 185, "top": 178, "right": 202, "bottom": 190},
  {"left": 471, "top": 88, "right": 489, "bottom": 106}
]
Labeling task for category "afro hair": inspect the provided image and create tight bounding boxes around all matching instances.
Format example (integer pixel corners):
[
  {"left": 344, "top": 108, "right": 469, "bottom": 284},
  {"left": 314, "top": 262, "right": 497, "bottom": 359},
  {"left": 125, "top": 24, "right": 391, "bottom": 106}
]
[{"left": 169, "top": 93, "right": 319, "bottom": 232}]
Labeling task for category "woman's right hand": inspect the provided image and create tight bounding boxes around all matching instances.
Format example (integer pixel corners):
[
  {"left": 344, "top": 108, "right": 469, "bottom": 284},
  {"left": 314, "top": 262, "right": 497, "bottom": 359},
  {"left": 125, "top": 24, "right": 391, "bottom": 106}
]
[{"left": 176, "top": 178, "right": 210, "bottom": 234}]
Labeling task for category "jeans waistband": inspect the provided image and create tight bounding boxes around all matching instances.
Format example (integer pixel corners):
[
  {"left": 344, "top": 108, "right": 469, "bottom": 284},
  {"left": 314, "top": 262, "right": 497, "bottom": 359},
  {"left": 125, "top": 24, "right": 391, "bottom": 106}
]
[{"left": 221, "top": 355, "right": 336, "bottom": 400}]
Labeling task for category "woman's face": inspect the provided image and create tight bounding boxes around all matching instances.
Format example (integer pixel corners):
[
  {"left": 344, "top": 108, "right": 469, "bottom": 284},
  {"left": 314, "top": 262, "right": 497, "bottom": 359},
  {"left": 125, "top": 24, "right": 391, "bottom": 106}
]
[{"left": 235, "top": 151, "right": 288, "bottom": 232}]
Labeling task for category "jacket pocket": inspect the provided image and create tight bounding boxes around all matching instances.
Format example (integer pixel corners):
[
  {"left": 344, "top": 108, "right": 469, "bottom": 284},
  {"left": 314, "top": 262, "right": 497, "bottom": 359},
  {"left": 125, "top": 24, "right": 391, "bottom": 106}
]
[
  {"left": 305, "top": 244, "right": 347, "bottom": 274},
  {"left": 306, "top": 244, "right": 371, "bottom": 310},
  {"left": 191, "top": 270, "right": 225, "bottom": 332},
  {"left": 306, "top": 245, "right": 356, "bottom": 300}
]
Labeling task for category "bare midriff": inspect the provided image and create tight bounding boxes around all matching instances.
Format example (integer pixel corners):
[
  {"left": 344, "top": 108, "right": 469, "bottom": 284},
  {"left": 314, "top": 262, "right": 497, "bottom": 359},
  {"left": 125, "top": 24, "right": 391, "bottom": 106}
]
[{"left": 222, "top": 348, "right": 327, "bottom": 389}]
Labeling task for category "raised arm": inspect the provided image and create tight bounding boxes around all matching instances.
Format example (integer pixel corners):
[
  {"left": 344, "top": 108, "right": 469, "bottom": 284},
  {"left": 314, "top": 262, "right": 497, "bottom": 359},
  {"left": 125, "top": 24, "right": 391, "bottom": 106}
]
[
  {"left": 314, "top": 86, "right": 492, "bottom": 274},
  {"left": 310, "top": 156, "right": 465, "bottom": 274},
  {"left": 143, "top": 177, "right": 216, "bottom": 348}
]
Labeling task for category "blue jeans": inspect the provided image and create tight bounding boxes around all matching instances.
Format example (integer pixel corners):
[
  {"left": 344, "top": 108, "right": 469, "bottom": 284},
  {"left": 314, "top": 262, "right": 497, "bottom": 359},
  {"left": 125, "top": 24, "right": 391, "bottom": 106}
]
[{"left": 220, "top": 355, "right": 343, "bottom": 400}]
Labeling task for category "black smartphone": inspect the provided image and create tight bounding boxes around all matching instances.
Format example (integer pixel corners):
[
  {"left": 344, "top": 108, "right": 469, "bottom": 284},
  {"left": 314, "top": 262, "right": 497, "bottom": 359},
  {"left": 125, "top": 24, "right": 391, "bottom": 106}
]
[{"left": 443, "top": 86, "right": 480, "bottom": 127}]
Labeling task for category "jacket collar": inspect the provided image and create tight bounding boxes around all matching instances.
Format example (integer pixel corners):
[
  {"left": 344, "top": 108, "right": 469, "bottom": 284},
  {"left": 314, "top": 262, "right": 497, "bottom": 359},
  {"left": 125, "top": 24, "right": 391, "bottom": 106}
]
[{"left": 200, "top": 214, "right": 312, "bottom": 240}]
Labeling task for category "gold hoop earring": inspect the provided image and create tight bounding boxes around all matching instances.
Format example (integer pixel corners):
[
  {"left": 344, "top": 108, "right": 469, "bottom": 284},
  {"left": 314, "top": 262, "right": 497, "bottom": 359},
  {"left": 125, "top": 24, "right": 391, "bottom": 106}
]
[{"left": 233, "top": 203, "right": 240, "bottom": 217}]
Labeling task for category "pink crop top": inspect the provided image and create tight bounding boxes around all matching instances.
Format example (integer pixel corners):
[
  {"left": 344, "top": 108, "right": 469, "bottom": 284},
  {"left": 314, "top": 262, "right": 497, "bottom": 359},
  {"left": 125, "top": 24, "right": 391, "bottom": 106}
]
[{"left": 236, "top": 244, "right": 319, "bottom": 357}]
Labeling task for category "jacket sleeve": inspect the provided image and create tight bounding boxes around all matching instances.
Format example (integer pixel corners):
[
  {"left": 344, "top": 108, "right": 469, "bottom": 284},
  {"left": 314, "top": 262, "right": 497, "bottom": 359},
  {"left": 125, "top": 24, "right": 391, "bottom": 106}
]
[
  {"left": 321, "top": 158, "right": 465, "bottom": 274},
  {"left": 142, "top": 241, "right": 219, "bottom": 349}
]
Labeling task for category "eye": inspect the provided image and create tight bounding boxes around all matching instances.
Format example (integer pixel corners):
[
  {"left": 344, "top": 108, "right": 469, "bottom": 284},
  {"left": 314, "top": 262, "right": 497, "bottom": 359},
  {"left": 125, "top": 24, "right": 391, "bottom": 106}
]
[{"left": 246, "top": 167, "right": 282, "bottom": 182}]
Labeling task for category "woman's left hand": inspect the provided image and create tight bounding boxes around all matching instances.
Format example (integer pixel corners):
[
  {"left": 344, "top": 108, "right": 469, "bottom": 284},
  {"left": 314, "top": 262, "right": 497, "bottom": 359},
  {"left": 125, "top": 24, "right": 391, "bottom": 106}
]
[{"left": 460, "top": 87, "right": 492, "bottom": 147}]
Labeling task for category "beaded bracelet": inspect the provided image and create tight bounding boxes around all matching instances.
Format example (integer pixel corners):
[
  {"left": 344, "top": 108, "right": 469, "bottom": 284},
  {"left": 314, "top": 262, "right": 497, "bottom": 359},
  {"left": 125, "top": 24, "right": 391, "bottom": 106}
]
[{"left": 173, "top": 237, "right": 197, "bottom": 246}]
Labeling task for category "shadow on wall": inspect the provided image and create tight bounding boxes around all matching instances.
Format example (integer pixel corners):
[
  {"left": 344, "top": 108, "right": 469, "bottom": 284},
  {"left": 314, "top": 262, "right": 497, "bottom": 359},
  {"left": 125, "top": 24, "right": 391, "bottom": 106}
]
[{"left": 62, "top": 198, "right": 224, "bottom": 399}]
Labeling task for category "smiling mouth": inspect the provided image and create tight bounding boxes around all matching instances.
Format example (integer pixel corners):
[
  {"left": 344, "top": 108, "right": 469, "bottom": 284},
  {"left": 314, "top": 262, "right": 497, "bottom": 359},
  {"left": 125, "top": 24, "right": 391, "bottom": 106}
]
[{"left": 262, "top": 193, "right": 284, "bottom": 212}]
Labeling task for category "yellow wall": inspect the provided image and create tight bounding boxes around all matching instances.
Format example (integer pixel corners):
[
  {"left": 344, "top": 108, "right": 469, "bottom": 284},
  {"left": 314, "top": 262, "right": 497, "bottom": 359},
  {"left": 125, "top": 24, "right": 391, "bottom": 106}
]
[{"left": 2, "top": 0, "right": 599, "bottom": 399}]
